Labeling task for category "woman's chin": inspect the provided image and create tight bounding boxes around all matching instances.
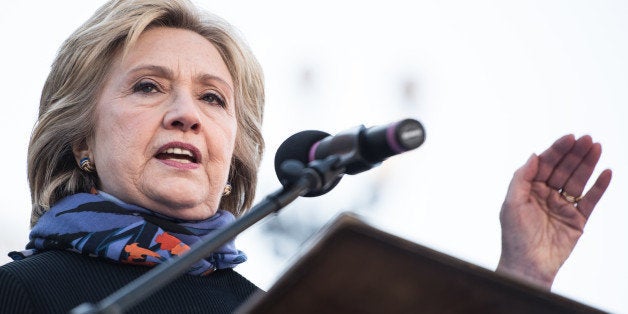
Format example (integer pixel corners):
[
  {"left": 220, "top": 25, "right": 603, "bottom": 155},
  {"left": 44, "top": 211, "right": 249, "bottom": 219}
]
[
  {"left": 151, "top": 201, "right": 218, "bottom": 221},
  {"left": 141, "top": 188, "right": 219, "bottom": 220}
]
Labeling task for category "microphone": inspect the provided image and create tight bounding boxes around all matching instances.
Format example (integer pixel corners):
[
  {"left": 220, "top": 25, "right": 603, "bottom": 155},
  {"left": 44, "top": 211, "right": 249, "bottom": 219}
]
[{"left": 275, "top": 118, "right": 425, "bottom": 196}]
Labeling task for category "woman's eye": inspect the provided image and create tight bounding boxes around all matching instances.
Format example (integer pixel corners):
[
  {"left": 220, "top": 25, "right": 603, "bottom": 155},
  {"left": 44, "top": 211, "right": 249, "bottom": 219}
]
[
  {"left": 133, "top": 81, "right": 159, "bottom": 94},
  {"left": 202, "top": 93, "right": 226, "bottom": 107}
]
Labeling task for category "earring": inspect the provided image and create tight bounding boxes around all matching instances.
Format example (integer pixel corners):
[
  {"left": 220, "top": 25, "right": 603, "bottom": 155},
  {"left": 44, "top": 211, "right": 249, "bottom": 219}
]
[
  {"left": 79, "top": 157, "right": 96, "bottom": 173},
  {"left": 222, "top": 183, "right": 232, "bottom": 196}
]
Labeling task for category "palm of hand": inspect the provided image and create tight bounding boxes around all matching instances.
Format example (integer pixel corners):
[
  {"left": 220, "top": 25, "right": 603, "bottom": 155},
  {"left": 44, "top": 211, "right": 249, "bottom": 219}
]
[{"left": 498, "top": 134, "right": 612, "bottom": 289}]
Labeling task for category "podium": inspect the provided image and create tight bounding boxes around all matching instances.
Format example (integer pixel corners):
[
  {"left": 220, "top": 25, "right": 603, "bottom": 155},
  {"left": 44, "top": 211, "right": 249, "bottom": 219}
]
[{"left": 237, "top": 213, "right": 604, "bottom": 314}]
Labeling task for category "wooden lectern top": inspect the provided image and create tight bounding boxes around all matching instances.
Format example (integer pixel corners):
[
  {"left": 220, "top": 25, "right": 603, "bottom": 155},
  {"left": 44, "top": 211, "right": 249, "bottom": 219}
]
[{"left": 237, "top": 212, "right": 605, "bottom": 314}]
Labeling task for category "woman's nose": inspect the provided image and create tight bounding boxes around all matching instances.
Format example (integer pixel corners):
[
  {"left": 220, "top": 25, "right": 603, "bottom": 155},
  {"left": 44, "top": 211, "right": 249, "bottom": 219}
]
[{"left": 163, "top": 93, "right": 201, "bottom": 132}]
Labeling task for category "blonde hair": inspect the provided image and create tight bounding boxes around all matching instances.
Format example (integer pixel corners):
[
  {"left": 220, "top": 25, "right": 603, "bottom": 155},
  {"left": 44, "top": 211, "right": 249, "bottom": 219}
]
[{"left": 28, "top": 0, "right": 265, "bottom": 227}]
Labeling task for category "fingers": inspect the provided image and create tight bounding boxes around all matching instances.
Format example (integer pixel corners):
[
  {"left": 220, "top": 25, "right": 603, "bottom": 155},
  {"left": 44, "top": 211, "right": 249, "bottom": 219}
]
[
  {"left": 533, "top": 134, "right": 611, "bottom": 219},
  {"left": 547, "top": 135, "right": 594, "bottom": 190},
  {"left": 577, "top": 169, "right": 613, "bottom": 218},
  {"left": 561, "top": 143, "right": 602, "bottom": 197},
  {"left": 534, "top": 134, "right": 576, "bottom": 182}
]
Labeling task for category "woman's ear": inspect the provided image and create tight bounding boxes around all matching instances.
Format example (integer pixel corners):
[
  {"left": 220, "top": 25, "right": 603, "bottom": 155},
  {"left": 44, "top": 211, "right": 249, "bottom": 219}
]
[{"left": 72, "top": 140, "right": 93, "bottom": 166}]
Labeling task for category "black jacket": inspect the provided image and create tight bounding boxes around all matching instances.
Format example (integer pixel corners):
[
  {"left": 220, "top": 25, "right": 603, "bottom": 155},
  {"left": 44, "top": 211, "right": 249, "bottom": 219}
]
[{"left": 0, "top": 250, "right": 261, "bottom": 313}]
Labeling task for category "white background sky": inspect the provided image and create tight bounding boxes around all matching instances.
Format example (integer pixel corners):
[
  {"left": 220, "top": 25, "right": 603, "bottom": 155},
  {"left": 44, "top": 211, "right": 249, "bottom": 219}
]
[{"left": 1, "top": 0, "right": 626, "bottom": 312}]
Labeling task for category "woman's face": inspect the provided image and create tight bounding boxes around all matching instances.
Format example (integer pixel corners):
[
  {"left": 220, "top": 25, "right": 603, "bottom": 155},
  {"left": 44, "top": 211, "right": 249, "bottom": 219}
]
[{"left": 87, "top": 27, "right": 236, "bottom": 220}]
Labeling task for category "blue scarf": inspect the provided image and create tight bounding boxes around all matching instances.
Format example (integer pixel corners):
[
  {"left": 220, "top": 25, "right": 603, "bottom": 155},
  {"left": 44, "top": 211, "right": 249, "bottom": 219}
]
[{"left": 10, "top": 192, "right": 246, "bottom": 276}]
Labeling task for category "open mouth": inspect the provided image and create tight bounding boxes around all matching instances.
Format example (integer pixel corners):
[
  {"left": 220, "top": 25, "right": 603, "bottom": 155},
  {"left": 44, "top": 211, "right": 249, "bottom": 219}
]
[{"left": 155, "top": 143, "right": 201, "bottom": 164}]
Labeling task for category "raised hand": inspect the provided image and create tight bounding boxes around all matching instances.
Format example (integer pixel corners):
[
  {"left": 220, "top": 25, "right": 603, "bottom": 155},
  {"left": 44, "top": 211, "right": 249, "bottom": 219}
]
[{"left": 496, "top": 134, "right": 612, "bottom": 289}]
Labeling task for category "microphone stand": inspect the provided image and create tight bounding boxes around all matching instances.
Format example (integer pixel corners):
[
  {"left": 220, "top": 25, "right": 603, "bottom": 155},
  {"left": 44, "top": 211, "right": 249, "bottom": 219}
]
[{"left": 71, "top": 157, "right": 344, "bottom": 314}]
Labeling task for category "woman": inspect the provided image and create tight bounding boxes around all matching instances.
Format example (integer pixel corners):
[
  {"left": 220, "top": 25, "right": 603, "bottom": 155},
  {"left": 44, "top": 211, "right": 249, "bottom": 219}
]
[
  {"left": 0, "top": 0, "right": 612, "bottom": 313},
  {"left": 1, "top": 0, "right": 264, "bottom": 313}
]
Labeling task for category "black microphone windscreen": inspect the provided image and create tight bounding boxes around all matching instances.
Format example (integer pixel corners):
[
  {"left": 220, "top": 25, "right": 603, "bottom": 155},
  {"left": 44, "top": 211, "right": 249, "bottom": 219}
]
[{"left": 274, "top": 130, "right": 330, "bottom": 185}]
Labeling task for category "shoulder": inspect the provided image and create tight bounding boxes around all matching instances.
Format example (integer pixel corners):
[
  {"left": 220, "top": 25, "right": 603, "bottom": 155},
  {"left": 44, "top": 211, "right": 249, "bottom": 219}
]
[
  {"left": 0, "top": 250, "right": 124, "bottom": 313},
  {"left": 0, "top": 250, "right": 262, "bottom": 313},
  {"left": 210, "top": 268, "right": 263, "bottom": 298},
  {"left": 0, "top": 264, "right": 34, "bottom": 313}
]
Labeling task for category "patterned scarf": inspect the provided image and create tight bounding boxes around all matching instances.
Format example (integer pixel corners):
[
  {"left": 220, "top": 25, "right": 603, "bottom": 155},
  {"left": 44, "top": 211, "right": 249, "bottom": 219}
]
[{"left": 10, "top": 192, "right": 246, "bottom": 276}]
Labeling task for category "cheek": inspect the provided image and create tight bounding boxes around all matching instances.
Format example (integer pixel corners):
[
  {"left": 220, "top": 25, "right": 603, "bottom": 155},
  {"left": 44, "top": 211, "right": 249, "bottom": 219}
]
[
  {"left": 226, "top": 122, "right": 238, "bottom": 152},
  {"left": 204, "top": 119, "right": 237, "bottom": 187},
  {"left": 224, "top": 121, "right": 238, "bottom": 162},
  {"left": 92, "top": 126, "right": 131, "bottom": 187},
  {"left": 210, "top": 114, "right": 238, "bottom": 157},
  {"left": 92, "top": 109, "right": 152, "bottom": 179},
  {"left": 95, "top": 114, "right": 131, "bottom": 156}
]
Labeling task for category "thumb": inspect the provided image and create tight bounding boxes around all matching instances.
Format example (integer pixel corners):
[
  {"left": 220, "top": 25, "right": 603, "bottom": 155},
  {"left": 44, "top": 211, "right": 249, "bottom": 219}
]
[{"left": 504, "top": 154, "right": 538, "bottom": 207}]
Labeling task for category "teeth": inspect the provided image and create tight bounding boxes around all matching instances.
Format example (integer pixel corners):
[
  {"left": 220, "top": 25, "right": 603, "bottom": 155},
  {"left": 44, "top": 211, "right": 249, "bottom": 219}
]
[
  {"left": 168, "top": 157, "right": 192, "bottom": 164},
  {"left": 164, "top": 147, "right": 194, "bottom": 157}
]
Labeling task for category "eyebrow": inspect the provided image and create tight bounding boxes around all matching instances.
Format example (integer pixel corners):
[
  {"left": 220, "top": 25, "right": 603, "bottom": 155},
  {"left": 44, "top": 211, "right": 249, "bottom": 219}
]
[
  {"left": 127, "top": 65, "right": 234, "bottom": 94},
  {"left": 128, "top": 65, "right": 173, "bottom": 79},
  {"left": 198, "top": 73, "right": 234, "bottom": 94}
]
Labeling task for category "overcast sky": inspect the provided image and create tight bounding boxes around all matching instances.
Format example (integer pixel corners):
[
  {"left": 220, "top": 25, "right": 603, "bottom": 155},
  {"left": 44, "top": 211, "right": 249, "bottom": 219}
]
[{"left": 1, "top": 0, "right": 626, "bottom": 312}]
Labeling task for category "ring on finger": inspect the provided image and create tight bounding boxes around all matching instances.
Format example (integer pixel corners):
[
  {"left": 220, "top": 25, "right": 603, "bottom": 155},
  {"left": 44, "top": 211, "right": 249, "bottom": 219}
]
[{"left": 560, "top": 189, "right": 583, "bottom": 203}]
